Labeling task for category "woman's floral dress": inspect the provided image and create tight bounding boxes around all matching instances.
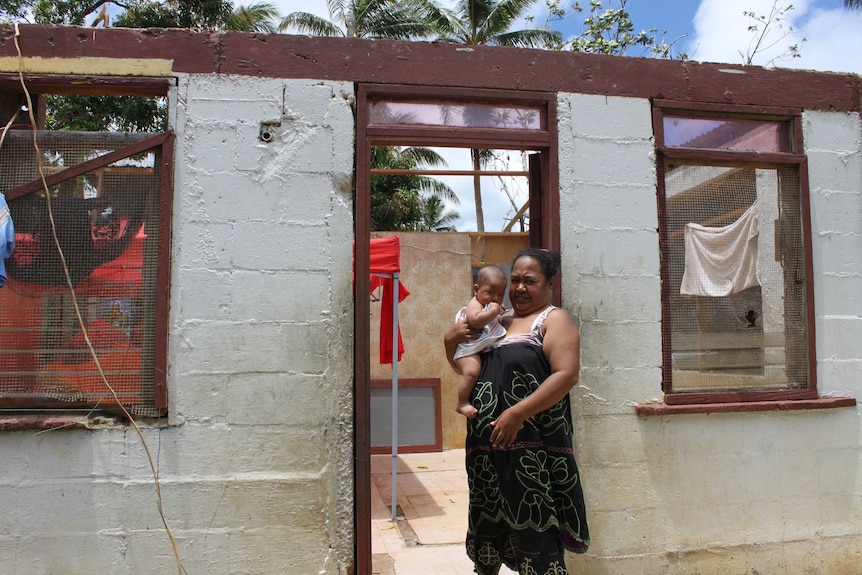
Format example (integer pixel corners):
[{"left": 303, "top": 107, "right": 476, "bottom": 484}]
[{"left": 466, "top": 306, "right": 589, "bottom": 575}]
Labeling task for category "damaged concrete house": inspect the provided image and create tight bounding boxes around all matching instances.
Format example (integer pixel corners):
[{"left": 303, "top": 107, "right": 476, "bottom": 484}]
[{"left": 0, "top": 23, "right": 860, "bottom": 574}]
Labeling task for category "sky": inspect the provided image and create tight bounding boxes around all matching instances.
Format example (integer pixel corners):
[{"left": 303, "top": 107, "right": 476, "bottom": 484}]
[{"left": 260, "top": 0, "right": 862, "bottom": 73}]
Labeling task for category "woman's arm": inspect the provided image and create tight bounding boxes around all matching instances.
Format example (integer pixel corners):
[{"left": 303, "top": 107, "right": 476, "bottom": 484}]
[{"left": 490, "top": 308, "right": 580, "bottom": 447}]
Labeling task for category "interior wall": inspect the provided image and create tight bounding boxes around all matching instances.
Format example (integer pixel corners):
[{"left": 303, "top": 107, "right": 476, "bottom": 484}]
[{"left": 369, "top": 232, "right": 529, "bottom": 451}]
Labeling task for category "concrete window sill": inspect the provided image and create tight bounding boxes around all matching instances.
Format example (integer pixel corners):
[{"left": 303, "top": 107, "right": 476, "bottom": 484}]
[
  {"left": 0, "top": 414, "right": 128, "bottom": 431},
  {"left": 635, "top": 396, "right": 856, "bottom": 416}
]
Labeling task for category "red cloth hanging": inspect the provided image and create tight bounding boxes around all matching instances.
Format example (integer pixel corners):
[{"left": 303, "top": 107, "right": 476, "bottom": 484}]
[
  {"left": 369, "top": 235, "right": 401, "bottom": 275},
  {"left": 374, "top": 275, "right": 409, "bottom": 364},
  {"left": 368, "top": 236, "right": 409, "bottom": 364}
]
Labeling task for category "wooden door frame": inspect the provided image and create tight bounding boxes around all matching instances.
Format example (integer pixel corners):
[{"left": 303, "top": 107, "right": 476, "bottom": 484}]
[{"left": 354, "top": 83, "right": 559, "bottom": 575}]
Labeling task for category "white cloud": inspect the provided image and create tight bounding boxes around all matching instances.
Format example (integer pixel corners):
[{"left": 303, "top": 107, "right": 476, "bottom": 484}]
[
  {"left": 433, "top": 148, "right": 531, "bottom": 233},
  {"left": 688, "top": 0, "right": 862, "bottom": 74},
  {"left": 792, "top": 6, "right": 862, "bottom": 74}
]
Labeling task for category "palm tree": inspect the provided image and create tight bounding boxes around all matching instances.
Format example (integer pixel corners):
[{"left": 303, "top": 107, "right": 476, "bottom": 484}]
[
  {"left": 370, "top": 146, "right": 459, "bottom": 231},
  {"left": 845, "top": 0, "right": 861, "bottom": 10},
  {"left": 40, "top": 1, "right": 280, "bottom": 132},
  {"left": 427, "top": 0, "right": 558, "bottom": 231},
  {"left": 113, "top": 0, "right": 279, "bottom": 31},
  {"left": 279, "top": 0, "right": 437, "bottom": 39},
  {"left": 427, "top": 0, "right": 559, "bottom": 48},
  {"left": 114, "top": 0, "right": 235, "bottom": 30},
  {"left": 415, "top": 195, "right": 460, "bottom": 231}
]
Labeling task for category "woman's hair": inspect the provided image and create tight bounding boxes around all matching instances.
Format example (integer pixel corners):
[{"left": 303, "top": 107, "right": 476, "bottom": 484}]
[{"left": 512, "top": 248, "right": 561, "bottom": 281}]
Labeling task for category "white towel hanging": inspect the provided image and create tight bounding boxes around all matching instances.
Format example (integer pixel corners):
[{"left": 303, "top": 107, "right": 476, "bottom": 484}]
[{"left": 680, "top": 200, "right": 760, "bottom": 297}]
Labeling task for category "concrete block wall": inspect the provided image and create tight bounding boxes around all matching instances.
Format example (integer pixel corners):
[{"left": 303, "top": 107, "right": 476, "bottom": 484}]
[
  {"left": 0, "top": 45, "right": 858, "bottom": 575},
  {"left": 557, "top": 93, "right": 667, "bottom": 571},
  {"left": 166, "top": 75, "right": 357, "bottom": 574},
  {"left": 0, "top": 76, "right": 357, "bottom": 575},
  {"left": 558, "top": 95, "right": 862, "bottom": 573},
  {"left": 804, "top": 110, "right": 862, "bottom": 396}
]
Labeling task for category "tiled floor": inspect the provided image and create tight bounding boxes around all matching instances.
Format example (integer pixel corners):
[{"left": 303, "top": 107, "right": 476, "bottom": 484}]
[{"left": 370, "top": 449, "right": 516, "bottom": 575}]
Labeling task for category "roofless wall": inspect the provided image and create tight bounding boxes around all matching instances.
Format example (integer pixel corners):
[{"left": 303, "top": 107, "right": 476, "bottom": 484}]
[{"left": 0, "top": 24, "right": 860, "bottom": 575}]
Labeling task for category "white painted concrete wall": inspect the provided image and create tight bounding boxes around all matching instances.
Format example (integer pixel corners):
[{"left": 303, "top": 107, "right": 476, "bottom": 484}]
[
  {"left": 2, "top": 72, "right": 860, "bottom": 575},
  {"left": 0, "top": 76, "right": 357, "bottom": 574},
  {"left": 559, "top": 93, "right": 862, "bottom": 573},
  {"left": 166, "top": 75, "right": 357, "bottom": 573}
]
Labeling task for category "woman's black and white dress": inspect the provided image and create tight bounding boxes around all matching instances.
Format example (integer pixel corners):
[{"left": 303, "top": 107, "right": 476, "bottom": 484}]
[{"left": 466, "top": 305, "right": 590, "bottom": 575}]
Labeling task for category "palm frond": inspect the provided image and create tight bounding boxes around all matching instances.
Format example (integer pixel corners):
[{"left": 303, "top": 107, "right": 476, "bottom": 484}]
[
  {"left": 279, "top": 12, "right": 344, "bottom": 36},
  {"left": 424, "top": 3, "right": 466, "bottom": 40},
  {"left": 419, "top": 177, "right": 460, "bottom": 204},
  {"left": 282, "top": 0, "right": 439, "bottom": 39},
  {"left": 403, "top": 146, "right": 448, "bottom": 168},
  {"left": 419, "top": 196, "right": 461, "bottom": 231},
  {"left": 493, "top": 28, "right": 559, "bottom": 48},
  {"left": 358, "top": 0, "right": 439, "bottom": 39},
  {"left": 227, "top": 2, "right": 280, "bottom": 33},
  {"left": 443, "top": 0, "right": 548, "bottom": 46}
]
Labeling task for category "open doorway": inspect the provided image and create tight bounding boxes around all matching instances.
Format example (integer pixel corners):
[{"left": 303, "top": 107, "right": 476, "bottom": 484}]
[{"left": 354, "top": 84, "right": 559, "bottom": 575}]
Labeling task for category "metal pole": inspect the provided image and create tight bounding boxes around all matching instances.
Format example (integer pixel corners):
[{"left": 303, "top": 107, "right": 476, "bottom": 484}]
[{"left": 391, "top": 273, "right": 399, "bottom": 522}]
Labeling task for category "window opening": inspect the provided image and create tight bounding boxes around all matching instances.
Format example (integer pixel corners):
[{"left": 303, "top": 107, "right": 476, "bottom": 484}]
[
  {"left": 370, "top": 146, "right": 532, "bottom": 234},
  {"left": 0, "top": 130, "right": 172, "bottom": 416},
  {"left": 369, "top": 101, "right": 545, "bottom": 131},
  {"left": 662, "top": 115, "right": 791, "bottom": 152},
  {"left": 655, "top": 102, "right": 813, "bottom": 404}
]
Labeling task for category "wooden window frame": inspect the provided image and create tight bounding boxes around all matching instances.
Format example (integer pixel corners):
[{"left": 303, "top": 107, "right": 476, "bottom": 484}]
[
  {"left": 652, "top": 99, "right": 817, "bottom": 405},
  {"left": 370, "top": 378, "right": 442, "bottom": 454},
  {"left": 0, "top": 76, "right": 173, "bottom": 416}
]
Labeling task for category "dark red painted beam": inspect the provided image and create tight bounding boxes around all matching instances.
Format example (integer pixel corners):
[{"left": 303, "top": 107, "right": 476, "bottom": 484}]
[{"left": 0, "top": 25, "right": 858, "bottom": 113}]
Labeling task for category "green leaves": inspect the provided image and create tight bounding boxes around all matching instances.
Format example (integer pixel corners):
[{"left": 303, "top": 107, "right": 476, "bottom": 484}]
[
  {"left": 280, "top": 0, "right": 440, "bottom": 39},
  {"left": 430, "top": 0, "right": 560, "bottom": 48},
  {"left": 549, "top": 0, "right": 686, "bottom": 58},
  {"left": 14, "top": 0, "right": 271, "bottom": 30},
  {"left": 45, "top": 94, "right": 166, "bottom": 132},
  {"left": 370, "top": 146, "right": 460, "bottom": 231}
]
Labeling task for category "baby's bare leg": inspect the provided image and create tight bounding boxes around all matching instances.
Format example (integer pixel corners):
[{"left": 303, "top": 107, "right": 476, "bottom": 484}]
[{"left": 454, "top": 355, "right": 481, "bottom": 418}]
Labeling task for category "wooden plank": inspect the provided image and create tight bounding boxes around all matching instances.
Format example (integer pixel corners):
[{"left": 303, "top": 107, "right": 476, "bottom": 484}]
[
  {"left": 671, "top": 370, "right": 788, "bottom": 392},
  {"left": 672, "top": 331, "right": 785, "bottom": 350},
  {"left": 672, "top": 349, "right": 772, "bottom": 371},
  {"left": 637, "top": 396, "right": 855, "bottom": 415},
  {"left": 4, "top": 132, "right": 170, "bottom": 200}
]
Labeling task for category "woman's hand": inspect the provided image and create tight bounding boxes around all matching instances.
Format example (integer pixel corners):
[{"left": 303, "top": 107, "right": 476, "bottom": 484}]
[
  {"left": 489, "top": 407, "right": 526, "bottom": 448},
  {"left": 444, "top": 319, "right": 479, "bottom": 374},
  {"left": 444, "top": 319, "right": 474, "bottom": 346}
]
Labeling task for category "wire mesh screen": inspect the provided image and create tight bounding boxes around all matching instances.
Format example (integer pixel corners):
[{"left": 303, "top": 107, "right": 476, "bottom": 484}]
[
  {"left": 663, "top": 163, "right": 808, "bottom": 394},
  {"left": 0, "top": 131, "right": 164, "bottom": 415}
]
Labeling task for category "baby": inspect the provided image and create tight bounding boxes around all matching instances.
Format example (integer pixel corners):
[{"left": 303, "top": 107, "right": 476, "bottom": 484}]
[{"left": 453, "top": 264, "right": 508, "bottom": 418}]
